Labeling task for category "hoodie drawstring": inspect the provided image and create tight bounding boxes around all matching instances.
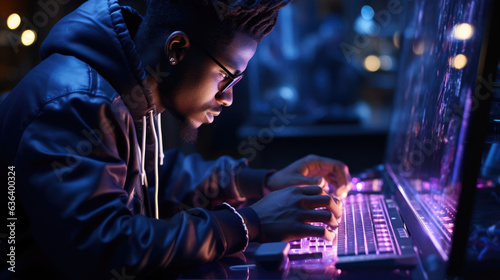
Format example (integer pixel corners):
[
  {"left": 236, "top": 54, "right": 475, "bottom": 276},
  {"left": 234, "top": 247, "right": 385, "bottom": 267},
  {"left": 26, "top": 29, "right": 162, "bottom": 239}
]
[
  {"left": 138, "top": 111, "right": 164, "bottom": 220},
  {"left": 157, "top": 113, "right": 164, "bottom": 166},
  {"left": 141, "top": 115, "right": 147, "bottom": 187},
  {"left": 149, "top": 110, "right": 160, "bottom": 219}
]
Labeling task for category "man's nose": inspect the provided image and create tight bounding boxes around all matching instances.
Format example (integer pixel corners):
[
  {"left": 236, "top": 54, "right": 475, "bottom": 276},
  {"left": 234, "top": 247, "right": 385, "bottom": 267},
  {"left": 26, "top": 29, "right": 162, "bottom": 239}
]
[{"left": 216, "top": 88, "right": 233, "bottom": 107}]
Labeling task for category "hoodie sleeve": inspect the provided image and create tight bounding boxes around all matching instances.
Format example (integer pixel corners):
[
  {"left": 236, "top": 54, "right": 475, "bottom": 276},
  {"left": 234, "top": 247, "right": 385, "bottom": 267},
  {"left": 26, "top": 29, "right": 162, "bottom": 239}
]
[
  {"left": 15, "top": 94, "right": 248, "bottom": 279},
  {"left": 155, "top": 150, "right": 272, "bottom": 218}
]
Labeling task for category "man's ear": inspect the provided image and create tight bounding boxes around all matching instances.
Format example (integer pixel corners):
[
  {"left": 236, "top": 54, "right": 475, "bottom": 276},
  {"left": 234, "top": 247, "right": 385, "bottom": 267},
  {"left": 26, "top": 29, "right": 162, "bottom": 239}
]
[{"left": 164, "top": 31, "right": 190, "bottom": 65}]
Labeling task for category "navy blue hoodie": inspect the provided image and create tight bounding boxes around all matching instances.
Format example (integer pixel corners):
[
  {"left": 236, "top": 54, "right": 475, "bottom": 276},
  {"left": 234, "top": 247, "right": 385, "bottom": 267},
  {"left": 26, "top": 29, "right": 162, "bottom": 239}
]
[{"left": 0, "top": 0, "right": 268, "bottom": 278}]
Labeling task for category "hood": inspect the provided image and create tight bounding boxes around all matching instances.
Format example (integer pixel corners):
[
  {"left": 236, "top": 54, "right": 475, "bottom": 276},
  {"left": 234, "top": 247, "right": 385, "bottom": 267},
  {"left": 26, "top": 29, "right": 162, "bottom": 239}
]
[
  {"left": 40, "top": 0, "right": 164, "bottom": 219},
  {"left": 40, "top": 0, "right": 157, "bottom": 121}
]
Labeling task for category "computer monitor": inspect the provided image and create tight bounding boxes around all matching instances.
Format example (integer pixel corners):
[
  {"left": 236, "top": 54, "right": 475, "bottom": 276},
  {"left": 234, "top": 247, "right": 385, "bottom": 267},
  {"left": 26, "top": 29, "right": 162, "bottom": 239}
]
[{"left": 384, "top": 0, "right": 499, "bottom": 278}]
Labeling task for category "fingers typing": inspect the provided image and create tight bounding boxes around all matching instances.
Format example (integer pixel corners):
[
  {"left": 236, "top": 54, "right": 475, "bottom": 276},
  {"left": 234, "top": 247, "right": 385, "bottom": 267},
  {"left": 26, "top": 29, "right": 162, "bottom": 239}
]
[
  {"left": 301, "top": 223, "right": 336, "bottom": 241},
  {"left": 299, "top": 188, "right": 342, "bottom": 219},
  {"left": 300, "top": 209, "right": 339, "bottom": 229}
]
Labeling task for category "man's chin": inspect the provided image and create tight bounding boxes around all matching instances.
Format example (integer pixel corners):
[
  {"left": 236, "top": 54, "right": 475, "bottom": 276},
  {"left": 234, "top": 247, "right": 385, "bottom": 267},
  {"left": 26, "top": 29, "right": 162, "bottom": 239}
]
[{"left": 179, "top": 120, "right": 199, "bottom": 143}]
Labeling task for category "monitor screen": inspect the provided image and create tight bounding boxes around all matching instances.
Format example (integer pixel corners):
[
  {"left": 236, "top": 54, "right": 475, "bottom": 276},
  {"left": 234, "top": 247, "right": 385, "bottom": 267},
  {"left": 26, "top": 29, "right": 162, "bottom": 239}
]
[{"left": 385, "top": 0, "right": 493, "bottom": 259}]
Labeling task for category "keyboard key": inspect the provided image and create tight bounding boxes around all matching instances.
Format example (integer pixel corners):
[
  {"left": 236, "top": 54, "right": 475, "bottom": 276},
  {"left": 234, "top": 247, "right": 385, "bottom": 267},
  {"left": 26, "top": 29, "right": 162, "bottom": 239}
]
[{"left": 354, "top": 203, "right": 366, "bottom": 254}]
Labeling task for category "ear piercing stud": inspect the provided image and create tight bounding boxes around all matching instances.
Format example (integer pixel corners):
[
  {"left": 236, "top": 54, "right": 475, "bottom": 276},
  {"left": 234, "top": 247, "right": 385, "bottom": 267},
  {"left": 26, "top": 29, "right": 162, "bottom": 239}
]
[{"left": 169, "top": 57, "right": 176, "bottom": 65}]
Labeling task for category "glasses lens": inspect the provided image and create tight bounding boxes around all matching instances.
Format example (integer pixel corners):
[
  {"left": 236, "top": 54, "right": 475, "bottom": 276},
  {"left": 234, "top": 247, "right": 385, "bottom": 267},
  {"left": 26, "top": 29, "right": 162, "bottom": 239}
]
[{"left": 221, "top": 75, "right": 244, "bottom": 92}]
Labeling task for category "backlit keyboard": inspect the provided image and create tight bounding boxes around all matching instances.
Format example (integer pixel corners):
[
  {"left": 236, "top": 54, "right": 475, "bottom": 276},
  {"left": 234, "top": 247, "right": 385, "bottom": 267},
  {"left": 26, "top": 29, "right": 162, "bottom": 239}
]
[
  {"left": 289, "top": 194, "right": 396, "bottom": 260},
  {"left": 337, "top": 194, "right": 395, "bottom": 256}
]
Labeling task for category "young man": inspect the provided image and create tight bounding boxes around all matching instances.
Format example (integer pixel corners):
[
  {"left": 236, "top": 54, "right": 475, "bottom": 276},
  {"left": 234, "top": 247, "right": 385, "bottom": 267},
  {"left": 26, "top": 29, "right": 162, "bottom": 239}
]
[{"left": 0, "top": 0, "right": 351, "bottom": 278}]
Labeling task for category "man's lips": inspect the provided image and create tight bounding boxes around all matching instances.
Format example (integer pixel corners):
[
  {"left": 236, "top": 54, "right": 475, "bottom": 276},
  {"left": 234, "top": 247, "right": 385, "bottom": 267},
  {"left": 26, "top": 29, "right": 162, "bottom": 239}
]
[
  {"left": 205, "top": 107, "right": 222, "bottom": 123},
  {"left": 206, "top": 111, "right": 220, "bottom": 123},
  {"left": 209, "top": 107, "right": 222, "bottom": 116}
]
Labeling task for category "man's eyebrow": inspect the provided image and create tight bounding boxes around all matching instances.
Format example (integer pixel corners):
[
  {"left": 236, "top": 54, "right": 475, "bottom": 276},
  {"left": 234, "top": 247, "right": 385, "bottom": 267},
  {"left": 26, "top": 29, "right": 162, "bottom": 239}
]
[
  {"left": 221, "top": 59, "right": 242, "bottom": 76},
  {"left": 233, "top": 68, "right": 244, "bottom": 76},
  {"left": 228, "top": 61, "right": 246, "bottom": 76}
]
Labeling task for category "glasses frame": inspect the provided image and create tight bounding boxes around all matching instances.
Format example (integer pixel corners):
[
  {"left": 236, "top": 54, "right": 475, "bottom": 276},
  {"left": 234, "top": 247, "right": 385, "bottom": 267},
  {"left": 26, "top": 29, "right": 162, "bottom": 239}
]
[{"left": 195, "top": 45, "right": 244, "bottom": 93}]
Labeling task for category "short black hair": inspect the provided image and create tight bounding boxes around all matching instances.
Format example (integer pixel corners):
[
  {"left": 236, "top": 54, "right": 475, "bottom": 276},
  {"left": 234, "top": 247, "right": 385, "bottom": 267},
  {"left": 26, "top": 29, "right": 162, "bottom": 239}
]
[{"left": 136, "top": 0, "right": 291, "bottom": 52}]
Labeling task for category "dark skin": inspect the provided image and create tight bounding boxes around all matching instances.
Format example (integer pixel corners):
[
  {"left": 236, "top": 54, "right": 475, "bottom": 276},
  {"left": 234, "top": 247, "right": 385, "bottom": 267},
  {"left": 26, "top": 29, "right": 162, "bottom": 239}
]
[
  {"left": 152, "top": 31, "right": 256, "bottom": 126},
  {"left": 141, "top": 30, "right": 352, "bottom": 242}
]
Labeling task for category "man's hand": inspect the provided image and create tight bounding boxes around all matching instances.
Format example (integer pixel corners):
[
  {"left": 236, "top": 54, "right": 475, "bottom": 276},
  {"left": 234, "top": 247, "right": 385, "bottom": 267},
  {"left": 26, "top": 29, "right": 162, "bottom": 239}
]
[
  {"left": 266, "top": 154, "right": 352, "bottom": 199},
  {"left": 250, "top": 186, "right": 342, "bottom": 242}
]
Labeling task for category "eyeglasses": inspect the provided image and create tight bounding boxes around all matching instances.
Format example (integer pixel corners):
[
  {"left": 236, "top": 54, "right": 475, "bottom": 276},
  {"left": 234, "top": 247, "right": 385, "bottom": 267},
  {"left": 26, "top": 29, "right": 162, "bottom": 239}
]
[{"left": 195, "top": 45, "right": 244, "bottom": 93}]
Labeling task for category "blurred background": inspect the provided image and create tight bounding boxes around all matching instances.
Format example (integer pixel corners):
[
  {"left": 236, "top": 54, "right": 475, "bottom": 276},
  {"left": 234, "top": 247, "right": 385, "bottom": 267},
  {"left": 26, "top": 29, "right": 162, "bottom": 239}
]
[{"left": 0, "top": 0, "right": 411, "bottom": 174}]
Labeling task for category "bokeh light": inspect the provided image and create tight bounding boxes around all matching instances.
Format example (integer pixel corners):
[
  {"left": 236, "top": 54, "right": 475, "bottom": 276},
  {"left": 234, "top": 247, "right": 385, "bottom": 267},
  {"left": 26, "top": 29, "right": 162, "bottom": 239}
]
[
  {"left": 453, "top": 23, "right": 474, "bottom": 40},
  {"left": 21, "top": 29, "right": 36, "bottom": 46},
  {"left": 364, "top": 55, "right": 381, "bottom": 72},
  {"left": 452, "top": 54, "right": 467, "bottom": 69},
  {"left": 7, "top": 13, "right": 21, "bottom": 30}
]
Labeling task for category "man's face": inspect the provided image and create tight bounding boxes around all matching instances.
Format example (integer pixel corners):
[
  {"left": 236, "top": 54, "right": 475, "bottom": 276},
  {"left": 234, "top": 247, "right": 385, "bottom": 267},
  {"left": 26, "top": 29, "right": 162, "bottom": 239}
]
[{"left": 159, "top": 32, "right": 258, "bottom": 142}]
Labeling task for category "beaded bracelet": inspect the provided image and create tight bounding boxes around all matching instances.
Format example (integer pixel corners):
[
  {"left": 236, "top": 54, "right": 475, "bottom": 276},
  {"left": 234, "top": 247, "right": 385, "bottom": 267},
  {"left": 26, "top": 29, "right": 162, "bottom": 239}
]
[{"left": 219, "top": 202, "right": 249, "bottom": 251}]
